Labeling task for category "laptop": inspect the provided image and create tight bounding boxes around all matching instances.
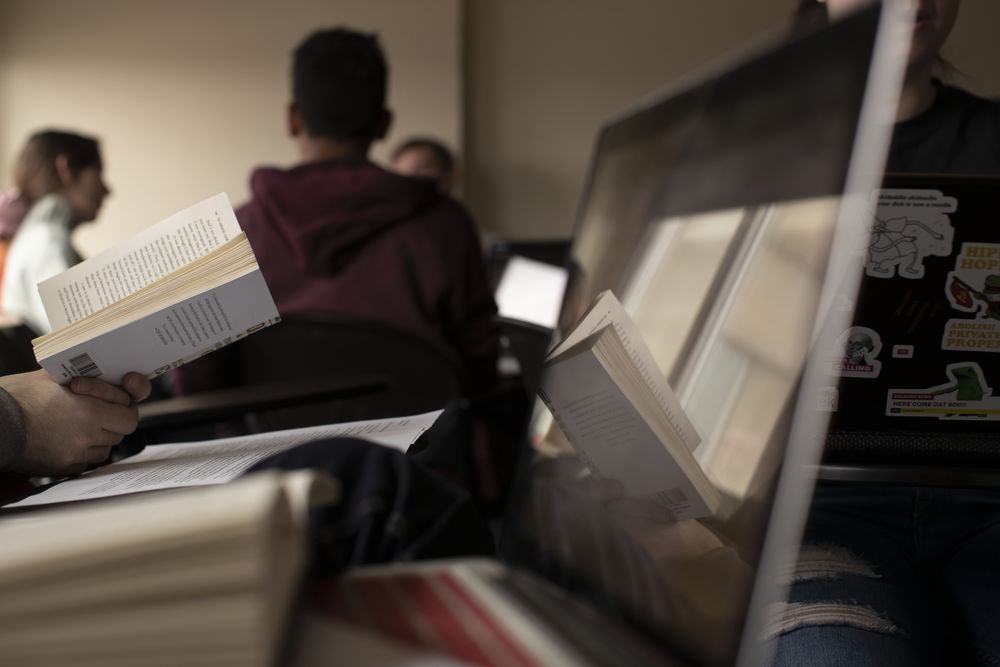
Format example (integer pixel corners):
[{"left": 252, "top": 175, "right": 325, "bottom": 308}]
[
  {"left": 305, "top": 4, "right": 909, "bottom": 666},
  {"left": 821, "top": 172, "right": 1000, "bottom": 485}
]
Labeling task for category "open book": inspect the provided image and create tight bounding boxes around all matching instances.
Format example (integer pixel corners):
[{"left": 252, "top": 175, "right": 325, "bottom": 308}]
[
  {"left": 539, "top": 290, "right": 721, "bottom": 520},
  {"left": 0, "top": 469, "right": 338, "bottom": 667},
  {"left": 31, "top": 193, "right": 279, "bottom": 385}
]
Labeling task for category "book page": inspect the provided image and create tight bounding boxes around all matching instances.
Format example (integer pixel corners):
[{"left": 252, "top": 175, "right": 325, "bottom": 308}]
[
  {"left": 549, "top": 290, "right": 701, "bottom": 451},
  {"left": 6, "top": 411, "right": 442, "bottom": 508},
  {"left": 39, "top": 193, "right": 242, "bottom": 331}
]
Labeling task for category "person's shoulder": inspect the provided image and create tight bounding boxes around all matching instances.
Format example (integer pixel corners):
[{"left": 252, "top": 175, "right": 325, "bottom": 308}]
[
  {"left": 21, "top": 195, "right": 73, "bottom": 228},
  {"left": 9, "top": 201, "right": 72, "bottom": 248},
  {"left": 937, "top": 82, "right": 1000, "bottom": 120},
  {"left": 416, "top": 192, "right": 482, "bottom": 243},
  {"left": 426, "top": 190, "right": 475, "bottom": 222},
  {"left": 235, "top": 165, "right": 287, "bottom": 224}
]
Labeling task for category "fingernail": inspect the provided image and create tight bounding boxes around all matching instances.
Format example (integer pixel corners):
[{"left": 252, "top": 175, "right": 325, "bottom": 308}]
[{"left": 74, "top": 377, "right": 92, "bottom": 391}]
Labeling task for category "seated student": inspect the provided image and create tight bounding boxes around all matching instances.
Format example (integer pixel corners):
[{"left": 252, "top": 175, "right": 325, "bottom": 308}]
[
  {"left": 1, "top": 130, "right": 111, "bottom": 334},
  {"left": 0, "top": 370, "right": 150, "bottom": 476},
  {"left": 768, "top": 1, "right": 1000, "bottom": 665},
  {"left": 391, "top": 136, "right": 460, "bottom": 195},
  {"left": 174, "top": 27, "right": 499, "bottom": 398}
]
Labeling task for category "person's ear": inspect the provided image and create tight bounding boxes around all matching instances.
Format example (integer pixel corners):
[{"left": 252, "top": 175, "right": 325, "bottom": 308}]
[
  {"left": 374, "top": 109, "right": 393, "bottom": 140},
  {"left": 54, "top": 154, "right": 74, "bottom": 187},
  {"left": 287, "top": 103, "right": 304, "bottom": 138}
]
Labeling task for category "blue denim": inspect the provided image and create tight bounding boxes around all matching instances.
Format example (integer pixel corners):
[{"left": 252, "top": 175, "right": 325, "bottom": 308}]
[{"left": 767, "top": 484, "right": 1000, "bottom": 667}]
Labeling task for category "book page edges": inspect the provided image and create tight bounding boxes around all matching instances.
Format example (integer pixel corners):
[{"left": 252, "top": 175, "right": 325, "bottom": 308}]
[
  {"left": 0, "top": 470, "right": 337, "bottom": 666},
  {"left": 34, "top": 233, "right": 256, "bottom": 353},
  {"left": 0, "top": 470, "right": 332, "bottom": 587}
]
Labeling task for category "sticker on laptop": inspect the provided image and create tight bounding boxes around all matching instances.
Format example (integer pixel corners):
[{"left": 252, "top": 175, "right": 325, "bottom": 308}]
[
  {"left": 828, "top": 326, "right": 882, "bottom": 378},
  {"left": 886, "top": 361, "right": 997, "bottom": 420},
  {"left": 941, "top": 242, "right": 1000, "bottom": 353},
  {"left": 864, "top": 189, "right": 955, "bottom": 279}
]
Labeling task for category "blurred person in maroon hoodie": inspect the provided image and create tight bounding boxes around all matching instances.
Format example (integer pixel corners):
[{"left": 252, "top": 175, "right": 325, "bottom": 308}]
[{"left": 173, "top": 27, "right": 498, "bottom": 398}]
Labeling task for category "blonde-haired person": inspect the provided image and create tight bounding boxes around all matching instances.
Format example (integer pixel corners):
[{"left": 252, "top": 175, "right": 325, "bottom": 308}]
[{"left": 1, "top": 129, "right": 110, "bottom": 334}]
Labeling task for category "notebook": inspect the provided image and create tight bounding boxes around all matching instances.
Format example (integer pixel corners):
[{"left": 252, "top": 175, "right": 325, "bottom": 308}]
[
  {"left": 822, "top": 172, "right": 1000, "bottom": 484},
  {"left": 310, "top": 4, "right": 909, "bottom": 666}
]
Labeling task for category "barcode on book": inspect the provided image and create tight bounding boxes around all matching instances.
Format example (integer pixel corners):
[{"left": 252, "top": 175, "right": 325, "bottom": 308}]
[
  {"left": 68, "top": 353, "right": 103, "bottom": 378},
  {"left": 654, "top": 487, "right": 688, "bottom": 508}
]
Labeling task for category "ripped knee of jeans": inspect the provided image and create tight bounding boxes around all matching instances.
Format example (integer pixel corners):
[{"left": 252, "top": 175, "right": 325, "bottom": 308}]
[
  {"left": 762, "top": 601, "right": 904, "bottom": 641},
  {"left": 762, "top": 544, "right": 903, "bottom": 641},
  {"left": 777, "top": 543, "right": 879, "bottom": 583}
]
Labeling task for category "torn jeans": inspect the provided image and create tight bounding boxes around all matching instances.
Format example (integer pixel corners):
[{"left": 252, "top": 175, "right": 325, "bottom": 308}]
[{"left": 765, "top": 484, "right": 1000, "bottom": 667}]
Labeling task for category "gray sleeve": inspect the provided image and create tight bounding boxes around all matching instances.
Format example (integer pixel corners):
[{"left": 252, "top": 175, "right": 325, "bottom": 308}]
[{"left": 0, "top": 387, "right": 27, "bottom": 472}]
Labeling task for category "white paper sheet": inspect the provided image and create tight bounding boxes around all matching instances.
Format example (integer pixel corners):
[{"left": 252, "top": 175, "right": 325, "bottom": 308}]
[{"left": 7, "top": 411, "right": 442, "bottom": 508}]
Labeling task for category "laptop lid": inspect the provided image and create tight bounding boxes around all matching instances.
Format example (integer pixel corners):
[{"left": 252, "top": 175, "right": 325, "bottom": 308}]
[
  {"left": 497, "top": 3, "right": 909, "bottom": 666},
  {"left": 822, "top": 172, "right": 1000, "bottom": 485}
]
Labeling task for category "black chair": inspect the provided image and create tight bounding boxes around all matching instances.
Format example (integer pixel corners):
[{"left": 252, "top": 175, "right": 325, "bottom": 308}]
[
  {"left": 497, "top": 316, "right": 554, "bottom": 396},
  {"left": 124, "top": 314, "right": 460, "bottom": 448},
  {"left": 229, "top": 312, "right": 463, "bottom": 432},
  {"left": 0, "top": 323, "right": 40, "bottom": 376}
]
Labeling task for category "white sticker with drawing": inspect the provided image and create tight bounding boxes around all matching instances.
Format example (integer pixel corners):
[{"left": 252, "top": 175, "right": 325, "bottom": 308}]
[
  {"left": 828, "top": 326, "right": 883, "bottom": 379},
  {"left": 862, "top": 189, "right": 955, "bottom": 279}
]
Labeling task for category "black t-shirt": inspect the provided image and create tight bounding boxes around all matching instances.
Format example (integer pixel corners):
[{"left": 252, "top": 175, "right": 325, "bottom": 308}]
[{"left": 887, "top": 81, "right": 1000, "bottom": 174}]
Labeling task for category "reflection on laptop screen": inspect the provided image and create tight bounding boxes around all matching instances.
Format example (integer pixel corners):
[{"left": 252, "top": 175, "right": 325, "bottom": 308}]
[{"left": 501, "top": 5, "right": 906, "bottom": 667}]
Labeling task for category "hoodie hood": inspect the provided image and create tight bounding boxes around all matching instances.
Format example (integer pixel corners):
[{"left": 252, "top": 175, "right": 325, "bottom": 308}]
[{"left": 247, "top": 158, "right": 439, "bottom": 273}]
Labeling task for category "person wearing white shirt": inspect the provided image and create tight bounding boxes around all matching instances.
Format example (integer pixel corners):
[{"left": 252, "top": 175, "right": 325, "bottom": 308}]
[{"left": 1, "top": 129, "right": 110, "bottom": 334}]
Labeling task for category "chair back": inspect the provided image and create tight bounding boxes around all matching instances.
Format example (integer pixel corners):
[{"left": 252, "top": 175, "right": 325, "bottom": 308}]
[
  {"left": 233, "top": 312, "right": 462, "bottom": 430},
  {"left": 0, "top": 324, "right": 39, "bottom": 376}
]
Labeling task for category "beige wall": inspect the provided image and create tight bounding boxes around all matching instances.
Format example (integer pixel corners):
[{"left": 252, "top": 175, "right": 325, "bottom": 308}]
[
  {"left": 941, "top": 0, "right": 1000, "bottom": 99},
  {"left": 2, "top": 1, "right": 999, "bottom": 255},
  {"left": 463, "top": 0, "right": 1000, "bottom": 241},
  {"left": 0, "top": 0, "right": 461, "bottom": 257},
  {"left": 464, "top": 0, "right": 800, "bottom": 240}
]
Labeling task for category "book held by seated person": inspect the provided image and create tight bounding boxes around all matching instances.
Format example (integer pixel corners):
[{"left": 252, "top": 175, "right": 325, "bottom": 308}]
[
  {"left": 31, "top": 193, "right": 279, "bottom": 385},
  {"left": 539, "top": 290, "right": 721, "bottom": 520}
]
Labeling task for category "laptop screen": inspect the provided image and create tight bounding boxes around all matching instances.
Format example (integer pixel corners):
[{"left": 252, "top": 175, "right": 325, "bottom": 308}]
[{"left": 499, "top": 5, "right": 906, "bottom": 666}]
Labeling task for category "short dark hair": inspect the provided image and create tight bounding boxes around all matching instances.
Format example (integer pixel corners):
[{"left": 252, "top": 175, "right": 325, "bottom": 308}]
[
  {"left": 15, "top": 129, "right": 102, "bottom": 205},
  {"left": 292, "top": 27, "right": 388, "bottom": 141},
  {"left": 392, "top": 137, "right": 455, "bottom": 173}
]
